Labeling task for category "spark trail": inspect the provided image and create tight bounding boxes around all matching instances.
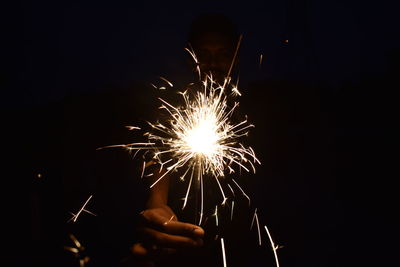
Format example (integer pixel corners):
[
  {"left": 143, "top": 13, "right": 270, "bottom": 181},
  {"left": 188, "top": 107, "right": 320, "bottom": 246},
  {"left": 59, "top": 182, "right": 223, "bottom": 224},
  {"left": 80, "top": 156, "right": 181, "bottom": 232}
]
[{"left": 98, "top": 73, "right": 260, "bottom": 225}]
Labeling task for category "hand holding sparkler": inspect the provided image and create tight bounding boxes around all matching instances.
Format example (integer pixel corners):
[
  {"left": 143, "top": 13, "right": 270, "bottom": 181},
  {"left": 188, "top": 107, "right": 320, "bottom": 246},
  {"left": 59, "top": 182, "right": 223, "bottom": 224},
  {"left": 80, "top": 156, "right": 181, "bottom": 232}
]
[
  {"left": 98, "top": 16, "right": 267, "bottom": 266},
  {"left": 131, "top": 205, "right": 204, "bottom": 262},
  {"left": 130, "top": 166, "right": 204, "bottom": 264}
]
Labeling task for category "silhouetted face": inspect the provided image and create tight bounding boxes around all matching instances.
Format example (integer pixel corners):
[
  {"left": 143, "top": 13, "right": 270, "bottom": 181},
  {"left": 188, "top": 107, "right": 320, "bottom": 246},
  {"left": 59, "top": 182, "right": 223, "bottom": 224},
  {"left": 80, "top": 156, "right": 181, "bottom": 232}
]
[{"left": 192, "top": 32, "right": 236, "bottom": 83}]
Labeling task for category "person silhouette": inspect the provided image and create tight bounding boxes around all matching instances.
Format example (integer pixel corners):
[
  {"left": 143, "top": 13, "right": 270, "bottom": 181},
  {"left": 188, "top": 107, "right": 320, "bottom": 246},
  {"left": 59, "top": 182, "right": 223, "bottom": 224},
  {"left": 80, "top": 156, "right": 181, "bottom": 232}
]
[{"left": 127, "top": 13, "right": 243, "bottom": 267}]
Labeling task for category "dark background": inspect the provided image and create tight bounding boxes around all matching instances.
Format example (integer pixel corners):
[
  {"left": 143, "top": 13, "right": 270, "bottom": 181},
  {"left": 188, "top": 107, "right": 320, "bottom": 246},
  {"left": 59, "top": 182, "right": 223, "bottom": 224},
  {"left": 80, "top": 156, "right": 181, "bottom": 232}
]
[
  {"left": 5, "top": 1, "right": 399, "bottom": 108},
  {"left": 4, "top": 0, "right": 399, "bottom": 266}
]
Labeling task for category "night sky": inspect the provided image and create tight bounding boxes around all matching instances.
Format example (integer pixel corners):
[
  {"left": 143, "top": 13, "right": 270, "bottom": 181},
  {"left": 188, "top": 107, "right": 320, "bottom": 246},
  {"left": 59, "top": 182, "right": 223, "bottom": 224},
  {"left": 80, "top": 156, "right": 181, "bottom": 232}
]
[{"left": 5, "top": 1, "right": 400, "bottom": 267}]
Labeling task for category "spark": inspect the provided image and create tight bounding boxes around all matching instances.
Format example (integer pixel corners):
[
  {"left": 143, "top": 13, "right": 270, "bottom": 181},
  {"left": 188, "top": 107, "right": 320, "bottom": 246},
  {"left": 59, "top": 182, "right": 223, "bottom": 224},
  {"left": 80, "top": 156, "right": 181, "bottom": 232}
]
[
  {"left": 231, "top": 78, "right": 241, "bottom": 97},
  {"left": 232, "top": 178, "right": 251, "bottom": 206},
  {"left": 227, "top": 183, "right": 235, "bottom": 196},
  {"left": 249, "top": 208, "right": 262, "bottom": 245},
  {"left": 70, "top": 233, "right": 82, "bottom": 249},
  {"left": 255, "top": 210, "right": 262, "bottom": 246},
  {"left": 125, "top": 126, "right": 141, "bottom": 131},
  {"left": 185, "top": 45, "right": 201, "bottom": 79},
  {"left": 150, "top": 77, "right": 173, "bottom": 90},
  {"left": 214, "top": 205, "right": 219, "bottom": 226},
  {"left": 64, "top": 246, "right": 79, "bottom": 254},
  {"left": 199, "top": 166, "right": 204, "bottom": 225},
  {"left": 264, "top": 225, "right": 281, "bottom": 267},
  {"left": 230, "top": 200, "right": 234, "bottom": 221},
  {"left": 182, "top": 167, "right": 194, "bottom": 210},
  {"left": 221, "top": 238, "right": 227, "bottom": 267},
  {"left": 250, "top": 208, "right": 257, "bottom": 229},
  {"left": 68, "top": 195, "right": 96, "bottom": 223},
  {"left": 141, "top": 161, "right": 146, "bottom": 178},
  {"left": 214, "top": 175, "right": 228, "bottom": 205},
  {"left": 259, "top": 54, "right": 263, "bottom": 68},
  {"left": 160, "top": 76, "right": 174, "bottom": 87},
  {"left": 96, "top": 143, "right": 155, "bottom": 151},
  {"left": 164, "top": 215, "right": 175, "bottom": 225},
  {"left": 223, "top": 34, "right": 243, "bottom": 89},
  {"left": 64, "top": 234, "right": 90, "bottom": 267}
]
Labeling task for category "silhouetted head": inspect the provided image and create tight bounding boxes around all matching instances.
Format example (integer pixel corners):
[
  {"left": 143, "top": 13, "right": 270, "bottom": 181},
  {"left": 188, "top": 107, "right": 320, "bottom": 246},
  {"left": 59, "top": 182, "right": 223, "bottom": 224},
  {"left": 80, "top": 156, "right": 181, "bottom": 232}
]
[{"left": 188, "top": 14, "right": 240, "bottom": 82}]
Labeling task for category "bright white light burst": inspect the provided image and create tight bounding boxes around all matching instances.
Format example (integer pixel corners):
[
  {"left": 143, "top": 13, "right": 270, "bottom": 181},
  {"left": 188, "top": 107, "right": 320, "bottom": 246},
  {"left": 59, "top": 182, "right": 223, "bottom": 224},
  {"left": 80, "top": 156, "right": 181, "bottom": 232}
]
[
  {"left": 98, "top": 74, "right": 260, "bottom": 225},
  {"left": 145, "top": 75, "right": 259, "bottom": 186},
  {"left": 152, "top": 77, "right": 258, "bottom": 179}
]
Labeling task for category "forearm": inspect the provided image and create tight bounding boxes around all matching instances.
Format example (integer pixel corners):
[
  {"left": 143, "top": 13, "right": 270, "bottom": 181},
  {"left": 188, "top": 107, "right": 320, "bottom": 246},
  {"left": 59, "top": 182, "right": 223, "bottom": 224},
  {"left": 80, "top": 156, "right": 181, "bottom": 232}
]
[{"left": 145, "top": 166, "right": 170, "bottom": 209}]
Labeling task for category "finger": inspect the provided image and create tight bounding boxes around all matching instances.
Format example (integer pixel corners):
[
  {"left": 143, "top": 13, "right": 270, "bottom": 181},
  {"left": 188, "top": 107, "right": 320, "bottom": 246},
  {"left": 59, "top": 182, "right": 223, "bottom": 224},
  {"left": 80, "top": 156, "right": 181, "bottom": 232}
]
[
  {"left": 140, "top": 210, "right": 204, "bottom": 238},
  {"left": 131, "top": 243, "right": 149, "bottom": 258},
  {"left": 141, "top": 227, "right": 203, "bottom": 248},
  {"left": 162, "top": 220, "right": 205, "bottom": 238},
  {"left": 140, "top": 209, "right": 169, "bottom": 227}
]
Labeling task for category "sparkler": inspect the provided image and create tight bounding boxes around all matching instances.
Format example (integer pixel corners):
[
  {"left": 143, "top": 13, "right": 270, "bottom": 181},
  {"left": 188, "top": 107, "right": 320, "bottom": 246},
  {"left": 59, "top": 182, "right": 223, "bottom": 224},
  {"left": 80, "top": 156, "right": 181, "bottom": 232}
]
[{"left": 98, "top": 72, "right": 260, "bottom": 226}]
